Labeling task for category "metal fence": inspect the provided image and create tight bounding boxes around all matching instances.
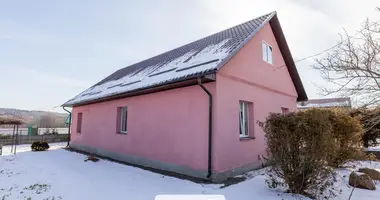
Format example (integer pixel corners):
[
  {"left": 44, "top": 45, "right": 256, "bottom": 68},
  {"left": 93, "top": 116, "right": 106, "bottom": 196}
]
[
  {"left": 0, "top": 128, "right": 69, "bottom": 135},
  {"left": 0, "top": 134, "right": 68, "bottom": 146}
]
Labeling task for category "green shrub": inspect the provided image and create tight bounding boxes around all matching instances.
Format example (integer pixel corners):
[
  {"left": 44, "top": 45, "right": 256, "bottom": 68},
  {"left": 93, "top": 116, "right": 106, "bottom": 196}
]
[
  {"left": 328, "top": 108, "right": 365, "bottom": 167},
  {"left": 31, "top": 141, "right": 50, "bottom": 151},
  {"left": 261, "top": 108, "right": 364, "bottom": 197},
  {"left": 261, "top": 109, "right": 337, "bottom": 197},
  {"left": 350, "top": 108, "right": 380, "bottom": 147},
  {"left": 0, "top": 133, "right": 11, "bottom": 139}
]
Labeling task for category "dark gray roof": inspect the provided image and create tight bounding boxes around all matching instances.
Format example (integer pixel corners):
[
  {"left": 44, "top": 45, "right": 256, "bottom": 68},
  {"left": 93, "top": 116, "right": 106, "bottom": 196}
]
[
  {"left": 63, "top": 11, "right": 307, "bottom": 106},
  {"left": 96, "top": 12, "right": 272, "bottom": 86}
]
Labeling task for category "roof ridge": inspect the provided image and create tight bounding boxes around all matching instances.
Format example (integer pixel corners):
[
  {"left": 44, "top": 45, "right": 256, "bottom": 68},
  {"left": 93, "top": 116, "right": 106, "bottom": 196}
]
[
  {"left": 99, "top": 11, "right": 277, "bottom": 84},
  {"left": 64, "top": 11, "right": 281, "bottom": 106},
  {"left": 214, "top": 11, "right": 276, "bottom": 71}
]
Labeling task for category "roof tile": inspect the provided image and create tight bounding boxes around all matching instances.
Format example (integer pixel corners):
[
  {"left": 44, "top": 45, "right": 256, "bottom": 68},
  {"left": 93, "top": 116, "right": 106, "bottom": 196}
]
[{"left": 64, "top": 12, "right": 275, "bottom": 106}]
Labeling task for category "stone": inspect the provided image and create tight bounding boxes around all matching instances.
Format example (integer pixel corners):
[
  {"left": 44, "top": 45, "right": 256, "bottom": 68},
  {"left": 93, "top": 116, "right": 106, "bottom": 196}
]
[
  {"left": 349, "top": 171, "right": 376, "bottom": 190},
  {"left": 358, "top": 168, "right": 380, "bottom": 181}
]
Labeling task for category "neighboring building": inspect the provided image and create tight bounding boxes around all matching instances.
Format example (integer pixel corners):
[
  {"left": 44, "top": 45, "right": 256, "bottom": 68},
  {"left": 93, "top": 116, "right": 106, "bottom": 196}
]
[
  {"left": 298, "top": 97, "right": 352, "bottom": 110},
  {"left": 63, "top": 11, "right": 307, "bottom": 181}
]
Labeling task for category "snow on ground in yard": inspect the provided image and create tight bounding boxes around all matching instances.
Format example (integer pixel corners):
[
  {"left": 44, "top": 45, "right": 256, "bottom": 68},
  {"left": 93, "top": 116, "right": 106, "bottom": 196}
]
[
  {"left": 366, "top": 147, "right": 380, "bottom": 152},
  {"left": 1, "top": 142, "right": 66, "bottom": 156},
  {"left": 0, "top": 148, "right": 380, "bottom": 200}
]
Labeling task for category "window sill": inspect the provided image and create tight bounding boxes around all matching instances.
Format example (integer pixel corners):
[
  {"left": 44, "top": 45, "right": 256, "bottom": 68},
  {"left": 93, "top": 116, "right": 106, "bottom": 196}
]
[
  {"left": 239, "top": 136, "right": 255, "bottom": 141},
  {"left": 116, "top": 132, "right": 128, "bottom": 135}
]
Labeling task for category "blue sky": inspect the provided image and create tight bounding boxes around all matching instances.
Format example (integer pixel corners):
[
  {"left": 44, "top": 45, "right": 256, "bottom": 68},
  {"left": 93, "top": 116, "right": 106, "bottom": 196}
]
[{"left": 0, "top": 0, "right": 379, "bottom": 112}]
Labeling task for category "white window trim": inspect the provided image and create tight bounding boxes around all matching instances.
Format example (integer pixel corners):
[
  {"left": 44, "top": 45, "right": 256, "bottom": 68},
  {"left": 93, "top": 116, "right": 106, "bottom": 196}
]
[
  {"left": 120, "top": 107, "right": 128, "bottom": 134},
  {"left": 262, "top": 41, "right": 273, "bottom": 65},
  {"left": 239, "top": 102, "right": 249, "bottom": 138}
]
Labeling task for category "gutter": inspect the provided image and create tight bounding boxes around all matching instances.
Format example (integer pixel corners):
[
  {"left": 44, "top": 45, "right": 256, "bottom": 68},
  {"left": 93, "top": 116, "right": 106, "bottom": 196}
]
[
  {"left": 62, "top": 107, "right": 72, "bottom": 147},
  {"left": 197, "top": 77, "right": 213, "bottom": 179}
]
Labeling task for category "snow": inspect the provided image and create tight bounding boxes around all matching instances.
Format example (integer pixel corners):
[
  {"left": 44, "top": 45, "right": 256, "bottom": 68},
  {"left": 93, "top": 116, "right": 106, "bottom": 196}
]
[
  {"left": 65, "top": 39, "right": 231, "bottom": 106},
  {"left": 354, "top": 171, "right": 367, "bottom": 176},
  {"left": 1, "top": 147, "right": 380, "bottom": 200},
  {"left": 366, "top": 147, "right": 380, "bottom": 152},
  {"left": 298, "top": 102, "right": 350, "bottom": 109}
]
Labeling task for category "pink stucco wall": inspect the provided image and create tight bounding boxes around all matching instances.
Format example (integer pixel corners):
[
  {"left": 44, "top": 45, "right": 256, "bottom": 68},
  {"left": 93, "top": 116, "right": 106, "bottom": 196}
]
[
  {"left": 71, "top": 83, "right": 215, "bottom": 171},
  {"left": 213, "top": 23, "right": 298, "bottom": 172},
  {"left": 70, "top": 22, "right": 299, "bottom": 176}
]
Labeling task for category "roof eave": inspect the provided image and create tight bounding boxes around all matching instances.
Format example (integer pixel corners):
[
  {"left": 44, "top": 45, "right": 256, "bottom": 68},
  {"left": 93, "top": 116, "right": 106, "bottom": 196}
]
[
  {"left": 62, "top": 72, "right": 216, "bottom": 107},
  {"left": 269, "top": 15, "right": 308, "bottom": 102}
]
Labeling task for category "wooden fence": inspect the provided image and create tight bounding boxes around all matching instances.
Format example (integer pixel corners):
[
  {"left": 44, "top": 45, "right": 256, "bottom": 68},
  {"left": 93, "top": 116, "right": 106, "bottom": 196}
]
[{"left": 0, "top": 134, "right": 68, "bottom": 146}]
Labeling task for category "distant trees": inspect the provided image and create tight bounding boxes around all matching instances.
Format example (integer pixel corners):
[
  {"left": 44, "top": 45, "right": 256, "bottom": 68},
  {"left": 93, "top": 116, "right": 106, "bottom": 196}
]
[
  {"left": 39, "top": 113, "right": 55, "bottom": 128},
  {"left": 313, "top": 10, "right": 380, "bottom": 107},
  {"left": 37, "top": 114, "right": 66, "bottom": 128}
]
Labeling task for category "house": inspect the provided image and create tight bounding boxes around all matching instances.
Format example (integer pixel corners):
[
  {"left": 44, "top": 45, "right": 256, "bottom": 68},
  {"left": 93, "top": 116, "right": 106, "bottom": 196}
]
[
  {"left": 298, "top": 97, "right": 351, "bottom": 110},
  {"left": 62, "top": 11, "right": 307, "bottom": 181}
]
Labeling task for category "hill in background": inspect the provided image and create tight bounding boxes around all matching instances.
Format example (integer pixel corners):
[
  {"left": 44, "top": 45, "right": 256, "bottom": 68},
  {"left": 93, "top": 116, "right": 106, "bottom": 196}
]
[{"left": 0, "top": 108, "right": 69, "bottom": 128}]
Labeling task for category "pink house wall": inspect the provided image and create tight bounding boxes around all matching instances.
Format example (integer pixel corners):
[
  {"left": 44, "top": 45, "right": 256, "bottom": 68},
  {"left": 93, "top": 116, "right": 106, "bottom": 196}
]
[
  {"left": 71, "top": 83, "right": 215, "bottom": 171},
  {"left": 70, "top": 22, "right": 299, "bottom": 179},
  {"left": 213, "top": 23, "right": 298, "bottom": 173}
]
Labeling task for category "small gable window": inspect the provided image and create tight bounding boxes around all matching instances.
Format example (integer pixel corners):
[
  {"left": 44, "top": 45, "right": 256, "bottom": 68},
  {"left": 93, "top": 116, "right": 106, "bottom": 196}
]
[{"left": 262, "top": 41, "right": 273, "bottom": 64}]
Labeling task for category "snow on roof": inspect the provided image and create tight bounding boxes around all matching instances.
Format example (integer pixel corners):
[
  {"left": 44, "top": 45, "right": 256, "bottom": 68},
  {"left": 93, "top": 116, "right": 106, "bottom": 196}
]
[
  {"left": 297, "top": 98, "right": 351, "bottom": 109},
  {"left": 63, "top": 12, "right": 275, "bottom": 106},
  {"left": 65, "top": 39, "right": 232, "bottom": 105}
]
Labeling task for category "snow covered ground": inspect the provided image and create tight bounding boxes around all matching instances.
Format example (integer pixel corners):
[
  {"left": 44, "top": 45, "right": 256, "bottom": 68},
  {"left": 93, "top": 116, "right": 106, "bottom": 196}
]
[
  {"left": 0, "top": 146, "right": 380, "bottom": 200},
  {"left": 366, "top": 147, "right": 380, "bottom": 152}
]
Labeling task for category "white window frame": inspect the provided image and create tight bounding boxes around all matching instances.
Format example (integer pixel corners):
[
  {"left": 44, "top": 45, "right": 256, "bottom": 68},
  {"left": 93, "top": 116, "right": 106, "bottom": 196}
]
[
  {"left": 262, "top": 41, "right": 273, "bottom": 64},
  {"left": 120, "top": 107, "right": 128, "bottom": 133},
  {"left": 239, "top": 102, "right": 249, "bottom": 138}
]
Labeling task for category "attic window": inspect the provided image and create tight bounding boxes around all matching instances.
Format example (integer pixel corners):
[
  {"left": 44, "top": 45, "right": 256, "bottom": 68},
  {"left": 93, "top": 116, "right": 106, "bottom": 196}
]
[{"left": 262, "top": 41, "right": 273, "bottom": 64}]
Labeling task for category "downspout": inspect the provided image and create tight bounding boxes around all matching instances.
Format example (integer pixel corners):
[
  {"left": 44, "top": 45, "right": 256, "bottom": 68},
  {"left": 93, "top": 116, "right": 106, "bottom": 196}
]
[
  {"left": 197, "top": 77, "right": 213, "bottom": 179},
  {"left": 62, "top": 107, "right": 71, "bottom": 147}
]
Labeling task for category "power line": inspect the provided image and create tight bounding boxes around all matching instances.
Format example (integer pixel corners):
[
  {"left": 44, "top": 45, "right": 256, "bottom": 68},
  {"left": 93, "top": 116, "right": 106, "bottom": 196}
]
[{"left": 273, "top": 19, "right": 380, "bottom": 71}]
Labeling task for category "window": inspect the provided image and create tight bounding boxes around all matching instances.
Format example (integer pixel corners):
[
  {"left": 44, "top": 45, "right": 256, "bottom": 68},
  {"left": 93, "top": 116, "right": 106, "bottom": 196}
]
[
  {"left": 119, "top": 107, "right": 128, "bottom": 133},
  {"left": 262, "top": 41, "right": 273, "bottom": 64},
  {"left": 239, "top": 102, "right": 249, "bottom": 138},
  {"left": 76, "top": 113, "right": 83, "bottom": 134},
  {"left": 281, "top": 107, "right": 289, "bottom": 114}
]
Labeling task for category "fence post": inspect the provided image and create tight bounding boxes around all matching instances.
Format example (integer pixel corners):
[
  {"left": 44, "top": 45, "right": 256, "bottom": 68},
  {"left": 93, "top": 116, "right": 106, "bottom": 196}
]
[{"left": 19, "top": 130, "right": 22, "bottom": 145}]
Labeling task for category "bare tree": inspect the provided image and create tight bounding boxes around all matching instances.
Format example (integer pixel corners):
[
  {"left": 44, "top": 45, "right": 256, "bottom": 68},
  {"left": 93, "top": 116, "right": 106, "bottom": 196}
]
[{"left": 313, "top": 15, "right": 380, "bottom": 107}]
